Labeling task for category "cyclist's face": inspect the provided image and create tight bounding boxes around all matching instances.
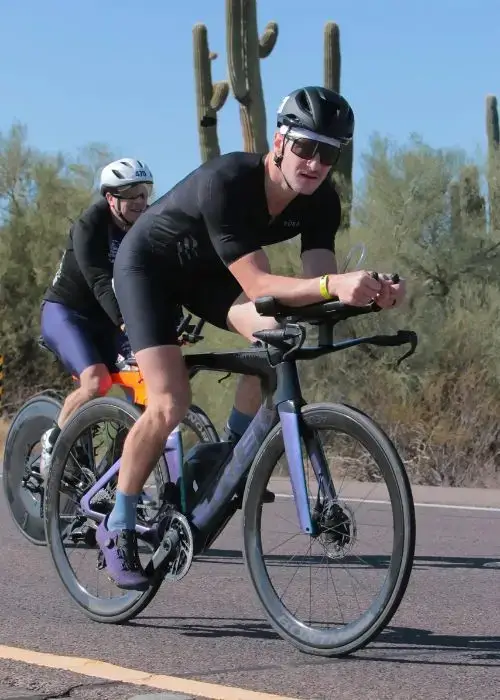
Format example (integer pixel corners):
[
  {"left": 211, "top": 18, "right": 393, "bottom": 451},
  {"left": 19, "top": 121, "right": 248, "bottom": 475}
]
[
  {"left": 275, "top": 133, "right": 336, "bottom": 194},
  {"left": 108, "top": 183, "right": 151, "bottom": 223}
]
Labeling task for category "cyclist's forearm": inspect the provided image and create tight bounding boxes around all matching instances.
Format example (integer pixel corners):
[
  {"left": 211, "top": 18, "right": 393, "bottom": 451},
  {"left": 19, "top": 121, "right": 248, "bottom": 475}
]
[
  {"left": 248, "top": 272, "right": 337, "bottom": 307},
  {"left": 92, "top": 279, "right": 123, "bottom": 327}
]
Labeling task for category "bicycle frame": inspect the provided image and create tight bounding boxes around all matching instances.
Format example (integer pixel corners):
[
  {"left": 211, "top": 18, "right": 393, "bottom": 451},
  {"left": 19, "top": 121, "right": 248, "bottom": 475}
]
[{"left": 79, "top": 343, "right": 338, "bottom": 542}]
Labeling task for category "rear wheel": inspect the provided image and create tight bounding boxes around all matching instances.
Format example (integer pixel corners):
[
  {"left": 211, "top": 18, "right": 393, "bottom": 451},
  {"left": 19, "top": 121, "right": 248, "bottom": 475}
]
[
  {"left": 2, "top": 391, "right": 63, "bottom": 545},
  {"left": 2, "top": 386, "right": 218, "bottom": 549},
  {"left": 45, "top": 396, "right": 217, "bottom": 623}
]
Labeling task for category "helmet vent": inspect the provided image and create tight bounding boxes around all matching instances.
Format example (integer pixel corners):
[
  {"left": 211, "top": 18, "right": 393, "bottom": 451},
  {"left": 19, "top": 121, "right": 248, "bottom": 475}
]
[{"left": 297, "top": 91, "right": 311, "bottom": 114}]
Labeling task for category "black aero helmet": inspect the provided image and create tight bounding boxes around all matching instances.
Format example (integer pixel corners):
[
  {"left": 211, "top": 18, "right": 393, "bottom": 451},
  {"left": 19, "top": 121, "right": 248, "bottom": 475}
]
[{"left": 277, "top": 86, "right": 354, "bottom": 145}]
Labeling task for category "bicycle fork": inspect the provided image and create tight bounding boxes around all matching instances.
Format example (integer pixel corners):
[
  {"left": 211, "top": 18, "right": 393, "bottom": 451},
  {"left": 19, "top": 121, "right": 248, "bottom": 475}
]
[{"left": 275, "top": 364, "right": 337, "bottom": 537}]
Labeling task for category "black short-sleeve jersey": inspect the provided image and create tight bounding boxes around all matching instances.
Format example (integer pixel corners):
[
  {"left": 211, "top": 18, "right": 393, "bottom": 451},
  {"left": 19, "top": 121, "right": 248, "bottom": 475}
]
[{"left": 143, "top": 152, "right": 341, "bottom": 271}]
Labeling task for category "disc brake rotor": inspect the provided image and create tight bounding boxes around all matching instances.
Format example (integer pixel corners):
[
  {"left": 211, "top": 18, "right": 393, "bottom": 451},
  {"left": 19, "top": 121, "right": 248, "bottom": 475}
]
[{"left": 318, "top": 500, "right": 357, "bottom": 559}]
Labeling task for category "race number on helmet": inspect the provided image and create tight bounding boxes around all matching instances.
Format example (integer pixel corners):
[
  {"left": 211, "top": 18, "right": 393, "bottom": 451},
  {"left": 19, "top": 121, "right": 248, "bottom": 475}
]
[{"left": 99, "top": 158, "right": 154, "bottom": 194}]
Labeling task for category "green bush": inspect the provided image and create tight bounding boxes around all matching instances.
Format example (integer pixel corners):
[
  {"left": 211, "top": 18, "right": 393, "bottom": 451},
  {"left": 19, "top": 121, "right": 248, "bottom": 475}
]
[{"left": 0, "top": 124, "right": 112, "bottom": 409}]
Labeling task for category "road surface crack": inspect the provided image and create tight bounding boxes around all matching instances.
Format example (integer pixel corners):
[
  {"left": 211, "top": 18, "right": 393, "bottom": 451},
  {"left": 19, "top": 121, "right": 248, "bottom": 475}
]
[{"left": 13, "top": 679, "right": 124, "bottom": 699}]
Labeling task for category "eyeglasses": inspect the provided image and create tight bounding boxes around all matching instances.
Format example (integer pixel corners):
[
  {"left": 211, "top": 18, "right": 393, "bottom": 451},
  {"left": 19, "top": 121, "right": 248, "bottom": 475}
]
[
  {"left": 111, "top": 183, "right": 153, "bottom": 200},
  {"left": 288, "top": 137, "right": 341, "bottom": 167}
]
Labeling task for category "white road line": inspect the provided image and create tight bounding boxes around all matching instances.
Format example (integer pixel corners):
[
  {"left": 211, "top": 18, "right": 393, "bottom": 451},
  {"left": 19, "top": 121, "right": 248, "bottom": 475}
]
[
  {"left": 1, "top": 468, "right": 498, "bottom": 513},
  {"left": 274, "top": 493, "right": 500, "bottom": 513}
]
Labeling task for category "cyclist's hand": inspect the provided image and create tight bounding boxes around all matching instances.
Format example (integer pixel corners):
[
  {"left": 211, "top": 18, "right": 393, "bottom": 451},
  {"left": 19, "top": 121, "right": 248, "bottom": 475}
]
[
  {"left": 328, "top": 271, "right": 382, "bottom": 306},
  {"left": 375, "top": 274, "right": 406, "bottom": 309}
]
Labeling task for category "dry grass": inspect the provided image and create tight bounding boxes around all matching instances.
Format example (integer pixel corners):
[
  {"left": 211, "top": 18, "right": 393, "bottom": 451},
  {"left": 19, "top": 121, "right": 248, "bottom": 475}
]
[{"left": 0, "top": 418, "right": 10, "bottom": 456}]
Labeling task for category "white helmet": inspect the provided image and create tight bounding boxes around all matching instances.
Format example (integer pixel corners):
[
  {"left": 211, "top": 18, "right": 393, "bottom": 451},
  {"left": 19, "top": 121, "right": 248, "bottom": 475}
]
[{"left": 99, "top": 158, "right": 153, "bottom": 195}]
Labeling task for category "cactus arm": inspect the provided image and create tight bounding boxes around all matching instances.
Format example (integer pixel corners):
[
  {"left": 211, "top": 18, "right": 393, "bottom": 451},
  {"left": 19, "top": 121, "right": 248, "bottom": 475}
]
[
  {"left": 226, "top": 0, "right": 278, "bottom": 153},
  {"left": 193, "top": 23, "right": 229, "bottom": 162}
]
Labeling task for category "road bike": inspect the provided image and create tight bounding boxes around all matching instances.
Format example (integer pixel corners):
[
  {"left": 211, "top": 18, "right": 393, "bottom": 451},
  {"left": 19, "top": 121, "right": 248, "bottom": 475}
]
[
  {"left": 44, "top": 283, "right": 418, "bottom": 657},
  {"left": 2, "top": 314, "right": 218, "bottom": 546}
]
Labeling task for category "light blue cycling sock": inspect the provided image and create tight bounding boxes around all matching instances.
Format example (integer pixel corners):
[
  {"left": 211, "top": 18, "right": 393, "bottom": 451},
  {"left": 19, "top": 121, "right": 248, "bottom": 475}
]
[
  {"left": 107, "top": 490, "right": 140, "bottom": 532},
  {"left": 225, "top": 406, "right": 253, "bottom": 439}
]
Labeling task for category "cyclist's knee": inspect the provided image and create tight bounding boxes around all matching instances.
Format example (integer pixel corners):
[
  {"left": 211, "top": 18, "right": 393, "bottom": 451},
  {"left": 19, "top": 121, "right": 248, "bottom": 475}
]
[
  {"left": 147, "top": 389, "right": 191, "bottom": 437},
  {"left": 134, "top": 344, "right": 192, "bottom": 435},
  {"left": 227, "top": 293, "right": 279, "bottom": 341},
  {"left": 79, "top": 364, "right": 112, "bottom": 398}
]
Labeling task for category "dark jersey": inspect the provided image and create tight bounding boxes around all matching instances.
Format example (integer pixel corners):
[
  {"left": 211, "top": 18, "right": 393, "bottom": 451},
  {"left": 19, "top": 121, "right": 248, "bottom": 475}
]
[
  {"left": 140, "top": 151, "right": 341, "bottom": 274},
  {"left": 44, "top": 198, "right": 126, "bottom": 326}
]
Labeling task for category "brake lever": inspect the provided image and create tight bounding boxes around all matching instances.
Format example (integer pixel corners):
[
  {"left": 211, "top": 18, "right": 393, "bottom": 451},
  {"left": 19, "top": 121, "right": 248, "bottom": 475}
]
[
  {"left": 377, "top": 330, "right": 418, "bottom": 366},
  {"left": 282, "top": 324, "right": 306, "bottom": 360},
  {"left": 360, "top": 329, "right": 418, "bottom": 367},
  {"left": 394, "top": 330, "right": 418, "bottom": 366}
]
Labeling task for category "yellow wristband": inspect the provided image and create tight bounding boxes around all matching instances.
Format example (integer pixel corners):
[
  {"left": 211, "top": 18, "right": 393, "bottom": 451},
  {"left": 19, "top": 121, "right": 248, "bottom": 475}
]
[{"left": 319, "top": 274, "right": 332, "bottom": 300}]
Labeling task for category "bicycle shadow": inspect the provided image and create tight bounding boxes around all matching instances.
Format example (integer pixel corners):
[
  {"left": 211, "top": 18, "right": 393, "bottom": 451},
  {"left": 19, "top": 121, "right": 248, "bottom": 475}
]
[
  {"left": 128, "top": 615, "right": 499, "bottom": 667},
  {"left": 372, "top": 626, "right": 500, "bottom": 665},
  {"left": 194, "top": 548, "right": 500, "bottom": 572},
  {"left": 128, "top": 614, "right": 280, "bottom": 640}
]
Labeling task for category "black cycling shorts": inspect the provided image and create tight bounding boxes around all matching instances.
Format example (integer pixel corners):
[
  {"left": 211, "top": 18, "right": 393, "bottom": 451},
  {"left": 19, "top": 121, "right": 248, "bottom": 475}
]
[{"left": 113, "top": 220, "right": 242, "bottom": 353}]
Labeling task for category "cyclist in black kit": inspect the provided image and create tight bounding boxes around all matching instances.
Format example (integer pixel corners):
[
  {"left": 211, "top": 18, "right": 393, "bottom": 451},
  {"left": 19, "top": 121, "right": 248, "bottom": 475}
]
[
  {"left": 100, "top": 86, "right": 407, "bottom": 590},
  {"left": 38, "top": 158, "right": 154, "bottom": 477}
]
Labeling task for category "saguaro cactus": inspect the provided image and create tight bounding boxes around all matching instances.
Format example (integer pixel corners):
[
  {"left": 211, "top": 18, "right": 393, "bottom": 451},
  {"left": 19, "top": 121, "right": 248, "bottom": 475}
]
[
  {"left": 193, "top": 23, "right": 229, "bottom": 162},
  {"left": 486, "top": 94, "right": 500, "bottom": 231},
  {"left": 459, "top": 165, "right": 486, "bottom": 226},
  {"left": 226, "top": 0, "right": 278, "bottom": 152},
  {"left": 324, "top": 21, "right": 341, "bottom": 93},
  {"left": 324, "top": 21, "right": 353, "bottom": 229},
  {"left": 449, "top": 179, "right": 462, "bottom": 235}
]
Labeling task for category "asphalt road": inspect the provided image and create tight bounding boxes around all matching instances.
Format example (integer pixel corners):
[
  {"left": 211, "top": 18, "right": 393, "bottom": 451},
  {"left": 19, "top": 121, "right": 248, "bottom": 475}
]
[{"left": 0, "top": 480, "right": 499, "bottom": 700}]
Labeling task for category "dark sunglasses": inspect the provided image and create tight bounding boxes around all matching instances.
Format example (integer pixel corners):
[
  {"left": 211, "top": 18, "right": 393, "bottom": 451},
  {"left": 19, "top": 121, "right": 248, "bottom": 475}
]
[
  {"left": 288, "top": 137, "right": 341, "bottom": 166},
  {"left": 111, "top": 183, "right": 152, "bottom": 200}
]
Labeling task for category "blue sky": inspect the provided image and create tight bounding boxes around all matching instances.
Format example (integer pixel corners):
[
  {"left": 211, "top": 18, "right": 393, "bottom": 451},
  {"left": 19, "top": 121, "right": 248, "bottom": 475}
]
[{"left": 0, "top": 0, "right": 497, "bottom": 195}]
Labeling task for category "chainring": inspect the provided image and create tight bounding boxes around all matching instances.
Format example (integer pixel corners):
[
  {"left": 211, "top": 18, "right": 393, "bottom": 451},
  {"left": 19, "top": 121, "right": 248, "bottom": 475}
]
[{"left": 159, "top": 510, "right": 194, "bottom": 582}]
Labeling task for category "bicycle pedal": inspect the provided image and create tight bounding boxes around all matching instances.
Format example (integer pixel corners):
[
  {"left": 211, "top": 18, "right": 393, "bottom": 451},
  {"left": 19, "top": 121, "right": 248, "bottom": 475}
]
[
  {"left": 22, "top": 477, "right": 43, "bottom": 494},
  {"left": 96, "top": 551, "right": 105, "bottom": 570},
  {"left": 263, "top": 489, "right": 275, "bottom": 504},
  {"left": 234, "top": 488, "right": 275, "bottom": 509}
]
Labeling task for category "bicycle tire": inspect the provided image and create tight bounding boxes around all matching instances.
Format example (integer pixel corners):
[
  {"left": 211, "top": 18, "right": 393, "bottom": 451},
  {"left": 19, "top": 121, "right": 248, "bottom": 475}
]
[
  {"left": 45, "top": 395, "right": 217, "bottom": 623},
  {"left": 2, "top": 392, "right": 63, "bottom": 546},
  {"left": 181, "top": 402, "right": 220, "bottom": 443},
  {"left": 242, "top": 401, "right": 416, "bottom": 657}
]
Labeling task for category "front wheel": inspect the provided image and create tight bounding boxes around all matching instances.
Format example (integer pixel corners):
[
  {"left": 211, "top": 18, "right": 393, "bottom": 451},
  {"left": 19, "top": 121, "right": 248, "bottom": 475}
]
[{"left": 242, "top": 402, "right": 415, "bottom": 657}]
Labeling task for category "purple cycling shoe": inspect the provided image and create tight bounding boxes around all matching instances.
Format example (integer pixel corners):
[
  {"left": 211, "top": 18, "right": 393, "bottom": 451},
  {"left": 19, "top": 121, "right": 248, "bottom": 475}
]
[{"left": 95, "top": 516, "right": 149, "bottom": 591}]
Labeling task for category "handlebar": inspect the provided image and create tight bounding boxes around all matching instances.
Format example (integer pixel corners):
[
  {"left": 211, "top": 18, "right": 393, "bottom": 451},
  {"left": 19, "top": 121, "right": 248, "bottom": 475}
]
[
  {"left": 254, "top": 295, "right": 381, "bottom": 324},
  {"left": 253, "top": 273, "right": 417, "bottom": 367},
  {"left": 254, "top": 273, "right": 400, "bottom": 324}
]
